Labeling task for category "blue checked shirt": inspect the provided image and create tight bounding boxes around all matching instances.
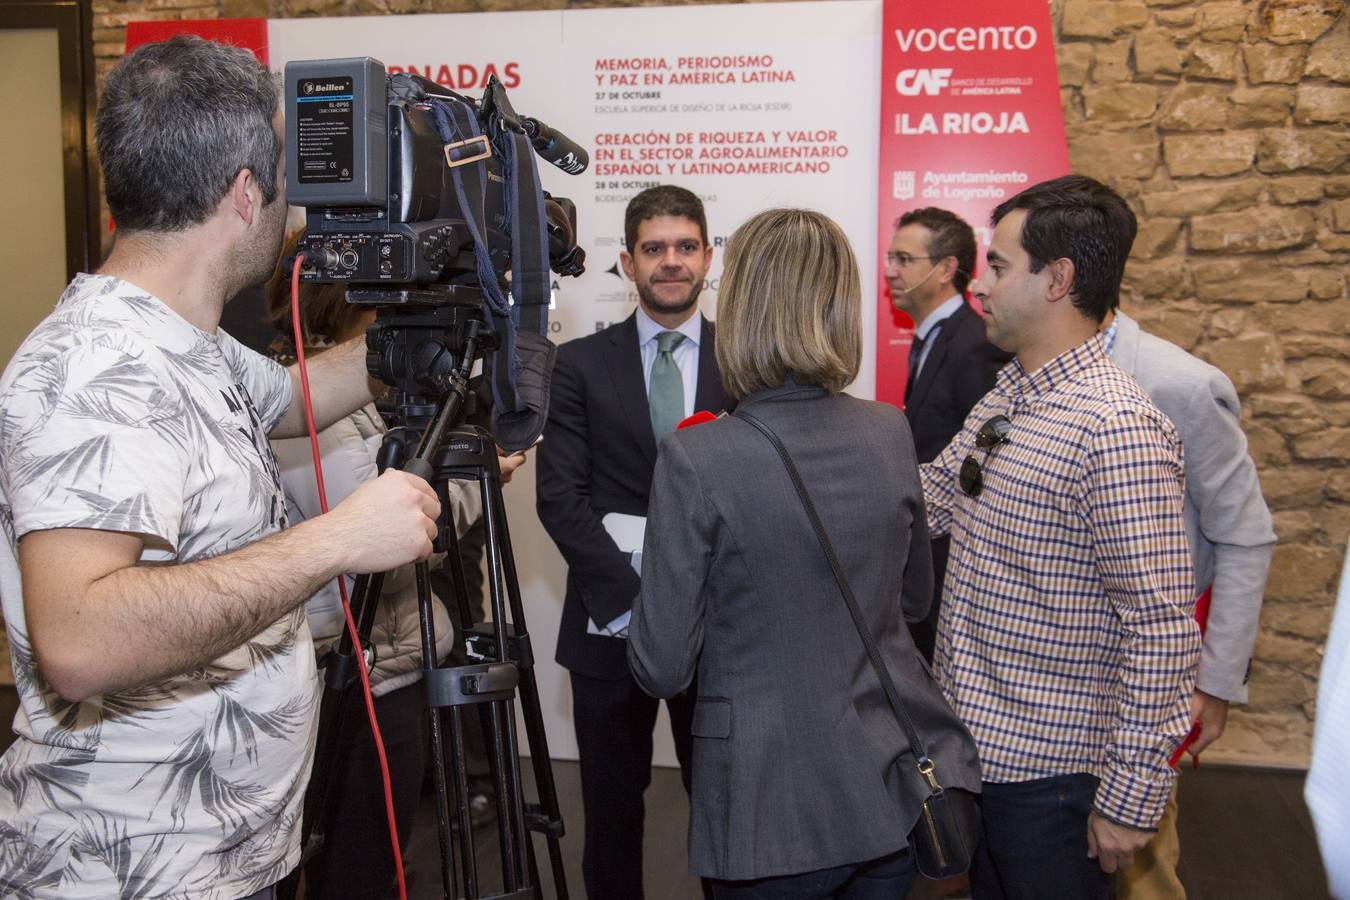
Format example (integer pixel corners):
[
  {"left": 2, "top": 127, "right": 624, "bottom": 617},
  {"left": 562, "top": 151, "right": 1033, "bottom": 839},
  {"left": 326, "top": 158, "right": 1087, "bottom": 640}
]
[{"left": 921, "top": 334, "right": 1200, "bottom": 831}]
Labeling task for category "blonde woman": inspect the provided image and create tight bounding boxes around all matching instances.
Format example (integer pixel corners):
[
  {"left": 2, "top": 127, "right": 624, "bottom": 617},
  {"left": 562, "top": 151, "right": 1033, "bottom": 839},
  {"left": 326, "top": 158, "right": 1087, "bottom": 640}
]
[{"left": 629, "top": 209, "right": 980, "bottom": 898}]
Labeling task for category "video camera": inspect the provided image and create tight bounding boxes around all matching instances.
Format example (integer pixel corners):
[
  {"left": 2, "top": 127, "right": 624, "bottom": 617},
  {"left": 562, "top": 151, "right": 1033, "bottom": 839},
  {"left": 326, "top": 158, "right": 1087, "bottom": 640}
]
[{"left": 283, "top": 58, "right": 588, "bottom": 449}]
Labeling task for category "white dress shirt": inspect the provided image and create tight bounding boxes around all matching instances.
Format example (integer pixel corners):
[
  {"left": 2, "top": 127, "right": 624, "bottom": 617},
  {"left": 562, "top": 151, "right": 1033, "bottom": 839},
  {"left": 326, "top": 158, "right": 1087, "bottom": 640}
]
[{"left": 636, "top": 305, "right": 701, "bottom": 421}]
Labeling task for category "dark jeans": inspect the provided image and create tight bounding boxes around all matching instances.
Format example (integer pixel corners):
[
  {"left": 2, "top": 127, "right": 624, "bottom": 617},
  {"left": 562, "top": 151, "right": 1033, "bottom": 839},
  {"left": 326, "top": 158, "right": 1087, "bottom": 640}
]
[
  {"left": 971, "top": 773, "right": 1112, "bottom": 900},
  {"left": 709, "top": 848, "right": 914, "bottom": 900}
]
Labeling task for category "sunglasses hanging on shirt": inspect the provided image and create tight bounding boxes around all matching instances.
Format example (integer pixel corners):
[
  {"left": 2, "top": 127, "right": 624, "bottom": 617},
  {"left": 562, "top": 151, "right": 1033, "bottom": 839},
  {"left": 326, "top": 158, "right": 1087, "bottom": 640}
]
[{"left": 959, "top": 414, "right": 1013, "bottom": 498}]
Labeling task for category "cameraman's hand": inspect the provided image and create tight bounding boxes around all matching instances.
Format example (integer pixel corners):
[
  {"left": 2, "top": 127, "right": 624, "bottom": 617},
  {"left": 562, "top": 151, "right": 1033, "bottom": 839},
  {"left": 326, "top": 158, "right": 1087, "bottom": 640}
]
[{"left": 320, "top": 470, "right": 440, "bottom": 572}]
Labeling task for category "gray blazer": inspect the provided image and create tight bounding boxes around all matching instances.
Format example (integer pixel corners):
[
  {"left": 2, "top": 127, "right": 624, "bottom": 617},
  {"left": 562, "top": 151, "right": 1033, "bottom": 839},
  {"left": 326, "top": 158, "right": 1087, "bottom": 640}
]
[
  {"left": 628, "top": 382, "right": 981, "bottom": 881},
  {"left": 1111, "top": 313, "right": 1276, "bottom": 703}
]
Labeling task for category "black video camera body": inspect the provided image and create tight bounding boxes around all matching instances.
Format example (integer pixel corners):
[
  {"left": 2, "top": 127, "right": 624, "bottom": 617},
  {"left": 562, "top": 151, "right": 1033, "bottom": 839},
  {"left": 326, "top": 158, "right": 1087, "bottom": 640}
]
[
  {"left": 285, "top": 58, "right": 584, "bottom": 286},
  {"left": 283, "top": 57, "right": 587, "bottom": 448}
]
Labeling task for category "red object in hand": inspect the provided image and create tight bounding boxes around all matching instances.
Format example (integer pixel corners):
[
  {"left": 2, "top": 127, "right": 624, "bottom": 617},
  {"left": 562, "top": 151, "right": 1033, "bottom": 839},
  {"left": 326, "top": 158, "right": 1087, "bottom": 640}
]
[
  {"left": 678, "top": 410, "right": 718, "bottom": 429},
  {"left": 1168, "top": 585, "right": 1214, "bottom": 769},
  {"left": 1194, "top": 585, "right": 1212, "bottom": 632},
  {"left": 1169, "top": 721, "right": 1203, "bottom": 768}
]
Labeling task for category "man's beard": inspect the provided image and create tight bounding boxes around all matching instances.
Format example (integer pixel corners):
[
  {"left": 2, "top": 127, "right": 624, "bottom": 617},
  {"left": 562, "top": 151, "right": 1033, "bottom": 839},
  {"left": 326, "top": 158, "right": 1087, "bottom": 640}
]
[
  {"left": 636, "top": 278, "right": 702, "bottom": 317},
  {"left": 236, "top": 202, "right": 289, "bottom": 294}
]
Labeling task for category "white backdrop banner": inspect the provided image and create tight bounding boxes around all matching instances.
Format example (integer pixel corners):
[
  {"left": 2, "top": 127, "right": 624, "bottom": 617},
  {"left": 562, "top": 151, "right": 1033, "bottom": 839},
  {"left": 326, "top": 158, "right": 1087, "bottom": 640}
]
[{"left": 131, "top": 2, "right": 883, "bottom": 764}]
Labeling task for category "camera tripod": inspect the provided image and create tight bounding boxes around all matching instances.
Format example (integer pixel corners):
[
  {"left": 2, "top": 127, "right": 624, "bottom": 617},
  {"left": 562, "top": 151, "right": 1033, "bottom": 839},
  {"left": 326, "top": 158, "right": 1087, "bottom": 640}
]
[{"left": 298, "top": 317, "right": 568, "bottom": 900}]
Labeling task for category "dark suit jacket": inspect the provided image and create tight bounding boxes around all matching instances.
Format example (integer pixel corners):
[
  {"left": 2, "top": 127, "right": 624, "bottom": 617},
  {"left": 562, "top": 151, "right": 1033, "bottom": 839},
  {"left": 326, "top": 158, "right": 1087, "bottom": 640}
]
[
  {"left": 536, "top": 312, "right": 734, "bottom": 680},
  {"left": 904, "top": 300, "right": 1011, "bottom": 464},
  {"left": 628, "top": 383, "right": 981, "bottom": 880}
]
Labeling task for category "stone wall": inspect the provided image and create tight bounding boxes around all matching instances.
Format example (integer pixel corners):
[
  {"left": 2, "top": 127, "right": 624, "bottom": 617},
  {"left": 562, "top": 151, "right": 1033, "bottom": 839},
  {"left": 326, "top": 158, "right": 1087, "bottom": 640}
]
[
  {"left": 84, "top": 0, "right": 1349, "bottom": 766},
  {"left": 1055, "top": 0, "right": 1349, "bottom": 766}
]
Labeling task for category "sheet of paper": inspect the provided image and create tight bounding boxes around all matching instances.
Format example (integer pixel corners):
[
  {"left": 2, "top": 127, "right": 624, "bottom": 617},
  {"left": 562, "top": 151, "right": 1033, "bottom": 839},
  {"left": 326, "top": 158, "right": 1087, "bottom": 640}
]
[
  {"left": 587, "top": 514, "right": 647, "bottom": 636},
  {"left": 601, "top": 512, "right": 646, "bottom": 553}
]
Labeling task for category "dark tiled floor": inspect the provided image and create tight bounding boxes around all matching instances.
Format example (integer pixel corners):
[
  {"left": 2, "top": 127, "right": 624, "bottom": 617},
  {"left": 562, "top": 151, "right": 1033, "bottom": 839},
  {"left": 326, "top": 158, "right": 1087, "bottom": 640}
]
[
  {"left": 398, "top": 758, "right": 1331, "bottom": 900},
  {"left": 401, "top": 755, "right": 698, "bottom": 900},
  {"left": 1174, "top": 764, "right": 1330, "bottom": 899},
  {"left": 0, "top": 687, "right": 1332, "bottom": 899}
]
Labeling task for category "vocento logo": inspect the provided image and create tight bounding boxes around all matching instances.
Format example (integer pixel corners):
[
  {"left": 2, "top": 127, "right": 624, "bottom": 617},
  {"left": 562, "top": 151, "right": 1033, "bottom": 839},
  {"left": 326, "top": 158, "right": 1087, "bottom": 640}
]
[{"left": 893, "top": 25, "right": 1038, "bottom": 53}]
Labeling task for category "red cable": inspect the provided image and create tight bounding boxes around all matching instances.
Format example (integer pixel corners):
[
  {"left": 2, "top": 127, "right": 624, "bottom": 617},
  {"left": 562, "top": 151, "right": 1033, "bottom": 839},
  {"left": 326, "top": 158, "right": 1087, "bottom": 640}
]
[{"left": 291, "top": 256, "right": 409, "bottom": 900}]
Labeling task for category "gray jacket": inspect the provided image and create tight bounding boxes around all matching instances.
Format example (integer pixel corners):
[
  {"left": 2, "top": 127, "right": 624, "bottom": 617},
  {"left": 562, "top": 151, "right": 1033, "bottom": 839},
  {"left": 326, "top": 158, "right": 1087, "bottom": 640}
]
[
  {"left": 629, "top": 382, "right": 980, "bottom": 881},
  {"left": 1111, "top": 313, "right": 1275, "bottom": 703}
]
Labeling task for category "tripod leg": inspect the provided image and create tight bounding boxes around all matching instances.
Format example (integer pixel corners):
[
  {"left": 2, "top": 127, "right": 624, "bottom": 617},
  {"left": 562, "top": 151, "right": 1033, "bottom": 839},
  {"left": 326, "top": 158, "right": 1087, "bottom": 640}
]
[
  {"left": 487, "top": 476, "right": 570, "bottom": 899},
  {"left": 486, "top": 699, "right": 521, "bottom": 892},
  {"left": 417, "top": 562, "right": 461, "bottom": 900},
  {"left": 480, "top": 472, "right": 534, "bottom": 893},
  {"left": 515, "top": 667, "right": 569, "bottom": 898},
  {"left": 447, "top": 705, "right": 479, "bottom": 898},
  {"left": 300, "top": 423, "right": 422, "bottom": 892},
  {"left": 428, "top": 426, "right": 568, "bottom": 898}
]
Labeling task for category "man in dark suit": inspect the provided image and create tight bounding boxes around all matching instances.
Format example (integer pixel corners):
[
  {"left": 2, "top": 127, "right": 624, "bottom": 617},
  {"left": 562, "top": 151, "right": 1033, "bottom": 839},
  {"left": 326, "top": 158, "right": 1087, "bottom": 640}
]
[
  {"left": 886, "top": 207, "right": 1010, "bottom": 660},
  {"left": 536, "top": 185, "right": 733, "bottom": 899}
]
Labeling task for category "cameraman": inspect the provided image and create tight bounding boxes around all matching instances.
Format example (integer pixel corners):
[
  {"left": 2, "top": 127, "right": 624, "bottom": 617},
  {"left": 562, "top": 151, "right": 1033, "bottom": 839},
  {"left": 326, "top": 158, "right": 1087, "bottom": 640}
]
[{"left": 0, "top": 36, "right": 439, "bottom": 898}]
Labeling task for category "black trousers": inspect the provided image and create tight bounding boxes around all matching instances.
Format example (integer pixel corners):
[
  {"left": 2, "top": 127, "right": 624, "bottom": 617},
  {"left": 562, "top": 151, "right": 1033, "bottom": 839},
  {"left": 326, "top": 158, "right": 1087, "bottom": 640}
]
[
  {"left": 306, "top": 681, "right": 427, "bottom": 900},
  {"left": 709, "top": 848, "right": 914, "bottom": 900},
  {"left": 570, "top": 670, "right": 697, "bottom": 900}
]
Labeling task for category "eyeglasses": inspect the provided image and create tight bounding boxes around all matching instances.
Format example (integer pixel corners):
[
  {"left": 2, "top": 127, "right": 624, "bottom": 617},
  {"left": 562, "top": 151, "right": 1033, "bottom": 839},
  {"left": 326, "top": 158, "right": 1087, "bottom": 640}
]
[
  {"left": 885, "top": 252, "right": 941, "bottom": 268},
  {"left": 959, "top": 415, "right": 1012, "bottom": 497}
]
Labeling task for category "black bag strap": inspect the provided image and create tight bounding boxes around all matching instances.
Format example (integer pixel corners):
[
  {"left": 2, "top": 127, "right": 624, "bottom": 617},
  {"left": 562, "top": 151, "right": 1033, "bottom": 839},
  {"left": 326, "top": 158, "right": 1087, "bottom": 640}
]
[{"left": 734, "top": 409, "right": 942, "bottom": 792}]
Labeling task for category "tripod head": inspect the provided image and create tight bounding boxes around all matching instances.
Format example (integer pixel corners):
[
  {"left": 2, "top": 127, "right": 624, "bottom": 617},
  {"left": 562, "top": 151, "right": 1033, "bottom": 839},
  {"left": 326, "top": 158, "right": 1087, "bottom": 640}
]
[{"left": 349, "top": 284, "right": 491, "bottom": 433}]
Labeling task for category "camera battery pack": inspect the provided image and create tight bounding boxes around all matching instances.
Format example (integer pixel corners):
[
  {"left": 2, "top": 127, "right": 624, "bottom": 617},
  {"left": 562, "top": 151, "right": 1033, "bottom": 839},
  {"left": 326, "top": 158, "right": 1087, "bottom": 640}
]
[{"left": 285, "top": 57, "right": 388, "bottom": 207}]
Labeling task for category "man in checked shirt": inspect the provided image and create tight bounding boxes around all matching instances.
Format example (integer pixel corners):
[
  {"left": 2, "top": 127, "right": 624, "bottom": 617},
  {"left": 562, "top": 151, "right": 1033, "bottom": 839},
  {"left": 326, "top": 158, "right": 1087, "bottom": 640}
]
[{"left": 921, "top": 175, "right": 1201, "bottom": 899}]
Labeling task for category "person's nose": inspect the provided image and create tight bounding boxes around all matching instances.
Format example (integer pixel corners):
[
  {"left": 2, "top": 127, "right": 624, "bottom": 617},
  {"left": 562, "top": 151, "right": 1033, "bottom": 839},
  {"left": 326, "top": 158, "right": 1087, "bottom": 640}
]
[{"left": 971, "top": 269, "right": 992, "bottom": 302}]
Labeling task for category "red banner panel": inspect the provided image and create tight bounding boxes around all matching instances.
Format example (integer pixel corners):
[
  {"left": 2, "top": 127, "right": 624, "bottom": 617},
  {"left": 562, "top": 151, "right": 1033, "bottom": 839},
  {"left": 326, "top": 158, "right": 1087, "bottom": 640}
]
[
  {"left": 874, "top": 0, "right": 1068, "bottom": 408},
  {"left": 125, "top": 18, "right": 269, "bottom": 67}
]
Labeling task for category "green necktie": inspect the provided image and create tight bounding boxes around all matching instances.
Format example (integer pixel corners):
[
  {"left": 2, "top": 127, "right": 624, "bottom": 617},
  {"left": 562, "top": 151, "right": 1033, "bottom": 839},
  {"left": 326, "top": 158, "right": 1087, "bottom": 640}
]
[{"left": 649, "top": 331, "right": 687, "bottom": 439}]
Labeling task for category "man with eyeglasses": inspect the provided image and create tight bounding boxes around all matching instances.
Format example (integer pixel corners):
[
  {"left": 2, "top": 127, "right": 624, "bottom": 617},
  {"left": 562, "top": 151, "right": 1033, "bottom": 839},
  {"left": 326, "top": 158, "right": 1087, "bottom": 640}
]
[
  {"left": 885, "top": 207, "right": 1010, "bottom": 661},
  {"left": 919, "top": 175, "right": 1201, "bottom": 899},
  {"left": 537, "top": 184, "right": 733, "bottom": 899}
]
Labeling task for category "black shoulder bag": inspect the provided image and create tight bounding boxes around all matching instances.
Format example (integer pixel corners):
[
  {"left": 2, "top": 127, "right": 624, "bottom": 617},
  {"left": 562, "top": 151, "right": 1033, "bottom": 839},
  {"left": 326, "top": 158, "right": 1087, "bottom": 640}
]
[{"left": 735, "top": 410, "right": 981, "bottom": 879}]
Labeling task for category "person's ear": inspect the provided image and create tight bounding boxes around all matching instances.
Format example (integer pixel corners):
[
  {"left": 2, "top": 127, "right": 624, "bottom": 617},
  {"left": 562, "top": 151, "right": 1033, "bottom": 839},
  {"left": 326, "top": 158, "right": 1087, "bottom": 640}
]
[
  {"left": 1045, "top": 257, "right": 1075, "bottom": 304},
  {"left": 228, "top": 168, "right": 262, "bottom": 226},
  {"left": 619, "top": 249, "right": 637, "bottom": 281},
  {"left": 939, "top": 255, "right": 959, "bottom": 287}
]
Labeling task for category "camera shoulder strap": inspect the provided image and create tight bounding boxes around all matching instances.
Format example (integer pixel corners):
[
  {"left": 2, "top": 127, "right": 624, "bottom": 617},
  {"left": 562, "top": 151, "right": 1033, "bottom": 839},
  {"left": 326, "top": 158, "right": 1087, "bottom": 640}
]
[{"left": 424, "top": 81, "right": 555, "bottom": 450}]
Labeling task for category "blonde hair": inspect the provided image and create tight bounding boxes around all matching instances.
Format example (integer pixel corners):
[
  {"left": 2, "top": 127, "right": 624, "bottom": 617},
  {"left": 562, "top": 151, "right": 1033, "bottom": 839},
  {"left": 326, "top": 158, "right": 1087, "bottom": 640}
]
[{"left": 715, "top": 208, "right": 861, "bottom": 399}]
